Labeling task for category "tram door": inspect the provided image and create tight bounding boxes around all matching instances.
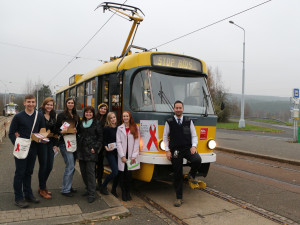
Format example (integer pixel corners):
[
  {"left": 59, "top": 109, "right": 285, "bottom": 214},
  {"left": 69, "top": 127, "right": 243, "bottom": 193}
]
[{"left": 100, "top": 74, "right": 123, "bottom": 122}]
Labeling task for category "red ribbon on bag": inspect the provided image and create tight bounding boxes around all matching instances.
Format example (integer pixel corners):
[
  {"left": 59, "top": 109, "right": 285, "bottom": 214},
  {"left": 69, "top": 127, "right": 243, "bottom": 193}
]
[
  {"left": 67, "top": 140, "right": 71, "bottom": 147},
  {"left": 15, "top": 143, "right": 20, "bottom": 151},
  {"left": 146, "top": 125, "right": 158, "bottom": 151}
]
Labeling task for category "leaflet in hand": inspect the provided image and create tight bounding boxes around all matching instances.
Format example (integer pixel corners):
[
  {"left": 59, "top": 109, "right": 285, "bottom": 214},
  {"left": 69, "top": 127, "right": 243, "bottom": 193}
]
[
  {"left": 126, "top": 158, "right": 139, "bottom": 169},
  {"left": 53, "top": 147, "right": 59, "bottom": 158},
  {"left": 107, "top": 142, "right": 116, "bottom": 151},
  {"left": 60, "top": 122, "right": 70, "bottom": 130}
]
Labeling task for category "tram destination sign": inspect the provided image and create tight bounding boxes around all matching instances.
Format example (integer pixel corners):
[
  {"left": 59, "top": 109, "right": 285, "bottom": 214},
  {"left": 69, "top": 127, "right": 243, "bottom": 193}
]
[{"left": 151, "top": 54, "right": 202, "bottom": 72}]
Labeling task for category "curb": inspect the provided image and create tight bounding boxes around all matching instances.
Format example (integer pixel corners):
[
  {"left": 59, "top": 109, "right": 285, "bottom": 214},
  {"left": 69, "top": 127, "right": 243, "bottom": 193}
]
[
  {"left": 216, "top": 146, "right": 300, "bottom": 166},
  {"left": 0, "top": 194, "right": 130, "bottom": 225}
]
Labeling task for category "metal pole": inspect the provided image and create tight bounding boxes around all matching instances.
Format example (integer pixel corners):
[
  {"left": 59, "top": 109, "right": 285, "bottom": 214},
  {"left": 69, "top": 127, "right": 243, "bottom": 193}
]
[{"left": 229, "top": 21, "right": 246, "bottom": 128}]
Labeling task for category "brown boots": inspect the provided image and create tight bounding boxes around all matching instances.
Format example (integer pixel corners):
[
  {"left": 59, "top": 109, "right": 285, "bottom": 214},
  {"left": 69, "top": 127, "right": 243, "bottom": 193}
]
[{"left": 38, "top": 187, "right": 52, "bottom": 199}]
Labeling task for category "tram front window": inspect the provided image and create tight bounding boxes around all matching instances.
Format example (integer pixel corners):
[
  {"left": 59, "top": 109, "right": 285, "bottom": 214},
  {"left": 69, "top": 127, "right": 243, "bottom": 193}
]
[{"left": 131, "top": 69, "right": 214, "bottom": 114}]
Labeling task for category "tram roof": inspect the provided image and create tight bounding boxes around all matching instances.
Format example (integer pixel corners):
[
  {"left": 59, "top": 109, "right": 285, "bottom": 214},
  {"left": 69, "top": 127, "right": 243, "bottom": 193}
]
[{"left": 56, "top": 51, "right": 206, "bottom": 93}]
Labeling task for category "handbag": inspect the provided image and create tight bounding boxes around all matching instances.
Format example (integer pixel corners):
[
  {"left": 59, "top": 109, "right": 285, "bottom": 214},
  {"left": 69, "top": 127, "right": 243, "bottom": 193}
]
[
  {"left": 13, "top": 111, "right": 38, "bottom": 159},
  {"left": 63, "top": 134, "right": 77, "bottom": 152}
]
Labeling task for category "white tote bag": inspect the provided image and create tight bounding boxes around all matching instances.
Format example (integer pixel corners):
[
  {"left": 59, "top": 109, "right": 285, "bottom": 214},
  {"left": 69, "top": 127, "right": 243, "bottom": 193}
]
[
  {"left": 13, "top": 111, "right": 38, "bottom": 159},
  {"left": 63, "top": 134, "right": 77, "bottom": 152}
]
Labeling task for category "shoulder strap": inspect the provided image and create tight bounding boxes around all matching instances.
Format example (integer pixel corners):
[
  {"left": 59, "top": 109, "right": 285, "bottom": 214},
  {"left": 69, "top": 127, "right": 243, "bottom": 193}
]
[{"left": 30, "top": 111, "right": 38, "bottom": 136}]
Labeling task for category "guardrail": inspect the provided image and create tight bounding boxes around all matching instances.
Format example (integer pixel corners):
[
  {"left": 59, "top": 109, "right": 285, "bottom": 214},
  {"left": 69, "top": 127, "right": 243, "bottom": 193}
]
[{"left": 0, "top": 116, "right": 12, "bottom": 142}]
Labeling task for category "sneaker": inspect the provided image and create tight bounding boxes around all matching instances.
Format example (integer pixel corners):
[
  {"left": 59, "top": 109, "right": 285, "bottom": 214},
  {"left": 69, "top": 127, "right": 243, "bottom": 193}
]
[
  {"left": 88, "top": 196, "right": 95, "bottom": 203},
  {"left": 174, "top": 199, "right": 183, "bottom": 207},
  {"left": 61, "top": 192, "right": 73, "bottom": 197},
  {"left": 25, "top": 196, "right": 40, "bottom": 203},
  {"left": 100, "top": 187, "right": 109, "bottom": 195},
  {"left": 15, "top": 200, "right": 29, "bottom": 208}
]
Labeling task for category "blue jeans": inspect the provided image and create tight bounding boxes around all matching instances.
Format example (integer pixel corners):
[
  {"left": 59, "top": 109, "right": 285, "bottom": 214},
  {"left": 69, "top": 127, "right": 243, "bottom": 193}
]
[
  {"left": 102, "top": 150, "right": 118, "bottom": 190},
  {"left": 13, "top": 142, "right": 38, "bottom": 201},
  {"left": 60, "top": 143, "right": 74, "bottom": 193},
  {"left": 37, "top": 141, "right": 54, "bottom": 189}
]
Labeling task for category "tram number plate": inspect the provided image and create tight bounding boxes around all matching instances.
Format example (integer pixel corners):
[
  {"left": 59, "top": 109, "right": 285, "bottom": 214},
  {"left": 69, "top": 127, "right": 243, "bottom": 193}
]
[{"left": 152, "top": 54, "right": 202, "bottom": 72}]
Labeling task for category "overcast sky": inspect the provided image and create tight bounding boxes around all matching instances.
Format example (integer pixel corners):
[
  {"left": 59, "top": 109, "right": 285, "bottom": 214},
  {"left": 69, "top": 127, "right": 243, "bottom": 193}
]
[{"left": 0, "top": 0, "right": 299, "bottom": 98}]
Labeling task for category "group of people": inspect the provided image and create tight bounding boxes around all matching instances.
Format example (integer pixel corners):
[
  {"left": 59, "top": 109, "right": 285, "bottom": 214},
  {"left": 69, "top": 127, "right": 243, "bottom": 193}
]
[
  {"left": 9, "top": 95, "right": 140, "bottom": 208},
  {"left": 9, "top": 94, "right": 201, "bottom": 209}
]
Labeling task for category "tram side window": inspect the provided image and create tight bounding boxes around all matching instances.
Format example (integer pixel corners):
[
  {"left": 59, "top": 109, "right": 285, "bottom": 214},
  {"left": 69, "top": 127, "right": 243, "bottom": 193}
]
[
  {"left": 103, "top": 80, "right": 109, "bottom": 104},
  {"left": 65, "top": 90, "right": 69, "bottom": 99},
  {"left": 76, "top": 84, "right": 84, "bottom": 110},
  {"left": 69, "top": 87, "right": 76, "bottom": 99},
  {"left": 85, "top": 79, "right": 96, "bottom": 107},
  {"left": 56, "top": 94, "right": 61, "bottom": 110}
]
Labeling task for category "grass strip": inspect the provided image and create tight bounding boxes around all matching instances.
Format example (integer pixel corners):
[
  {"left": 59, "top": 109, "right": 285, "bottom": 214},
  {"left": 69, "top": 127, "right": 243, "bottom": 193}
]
[{"left": 217, "top": 122, "right": 283, "bottom": 133}]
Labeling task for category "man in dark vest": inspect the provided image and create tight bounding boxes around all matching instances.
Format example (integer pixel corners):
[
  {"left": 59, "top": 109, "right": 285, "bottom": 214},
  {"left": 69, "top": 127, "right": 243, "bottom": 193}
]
[{"left": 163, "top": 100, "right": 202, "bottom": 207}]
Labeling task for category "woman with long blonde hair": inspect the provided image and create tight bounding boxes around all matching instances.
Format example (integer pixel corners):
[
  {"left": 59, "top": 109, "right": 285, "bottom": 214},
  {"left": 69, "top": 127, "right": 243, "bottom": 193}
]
[{"left": 100, "top": 112, "right": 119, "bottom": 197}]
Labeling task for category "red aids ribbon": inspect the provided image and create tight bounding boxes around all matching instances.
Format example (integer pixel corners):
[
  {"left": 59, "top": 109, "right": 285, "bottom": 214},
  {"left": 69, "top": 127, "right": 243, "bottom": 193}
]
[
  {"left": 67, "top": 140, "right": 71, "bottom": 147},
  {"left": 15, "top": 143, "right": 20, "bottom": 151},
  {"left": 146, "top": 125, "right": 158, "bottom": 151}
]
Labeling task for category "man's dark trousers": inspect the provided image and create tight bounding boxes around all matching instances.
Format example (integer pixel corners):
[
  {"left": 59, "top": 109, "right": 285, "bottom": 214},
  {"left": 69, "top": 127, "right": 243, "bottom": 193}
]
[
  {"left": 171, "top": 148, "right": 202, "bottom": 199},
  {"left": 14, "top": 142, "right": 38, "bottom": 201}
]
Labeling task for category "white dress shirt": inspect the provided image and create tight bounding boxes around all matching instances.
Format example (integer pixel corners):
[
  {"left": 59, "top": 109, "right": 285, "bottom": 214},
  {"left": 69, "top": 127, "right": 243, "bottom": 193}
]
[{"left": 163, "top": 115, "right": 198, "bottom": 151}]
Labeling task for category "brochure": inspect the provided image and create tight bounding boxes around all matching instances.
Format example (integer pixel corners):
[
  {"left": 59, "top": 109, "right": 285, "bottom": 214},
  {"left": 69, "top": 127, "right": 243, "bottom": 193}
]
[
  {"left": 107, "top": 142, "right": 116, "bottom": 151},
  {"left": 126, "top": 158, "right": 139, "bottom": 169}
]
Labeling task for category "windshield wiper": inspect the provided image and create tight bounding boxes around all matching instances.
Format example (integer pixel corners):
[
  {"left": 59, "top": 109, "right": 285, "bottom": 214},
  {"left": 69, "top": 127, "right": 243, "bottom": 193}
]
[
  {"left": 202, "top": 87, "right": 209, "bottom": 117},
  {"left": 158, "top": 82, "right": 173, "bottom": 113}
]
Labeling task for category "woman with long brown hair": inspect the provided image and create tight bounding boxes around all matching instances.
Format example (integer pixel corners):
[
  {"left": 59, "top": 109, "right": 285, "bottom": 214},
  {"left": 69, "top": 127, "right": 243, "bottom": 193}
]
[
  {"left": 55, "top": 97, "right": 80, "bottom": 197},
  {"left": 116, "top": 111, "right": 140, "bottom": 201},
  {"left": 95, "top": 103, "right": 109, "bottom": 189},
  {"left": 37, "top": 97, "right": 58, "bottom": 199}
]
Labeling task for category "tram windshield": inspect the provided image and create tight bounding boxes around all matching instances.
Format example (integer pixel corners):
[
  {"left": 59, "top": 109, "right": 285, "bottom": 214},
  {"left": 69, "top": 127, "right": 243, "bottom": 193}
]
[{"left": 131, "top": 69, "right": 215, "bottom": 114}]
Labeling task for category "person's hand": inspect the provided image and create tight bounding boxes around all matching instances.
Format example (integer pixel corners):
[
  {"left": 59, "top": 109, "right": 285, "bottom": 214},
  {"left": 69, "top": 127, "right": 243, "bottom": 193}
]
[
  {"left": 53, "top": 146, "right": 59, "bottom": 152},
  {"left": 73, "top": 128, "right": 77, "bottom": 134},
  {"left": 109, "top": 145, "right": 114, "bottom": 150},
  {"left": 91, "top": 148, "right": 95, "bottom": 154},
  {"left": 166, "top": 151, "right": 171, "bottom": 161},
  {"left": 130, "top": 158, "right": 136, "bottom": 164},
  {"left": 121, "top": 156, "right": 127, "bottom": 163},
  {"left": 60, "top": 129, "right": 68, "bottom": 134},
  {"left": 190, "top": 146, "right": 197, "bottom": 154},
  {"left": 15, "top": 132, "right": 20, "bottom": 137},
  {"left": 40, "top": 139, "right": 48, "bottom": 144}
]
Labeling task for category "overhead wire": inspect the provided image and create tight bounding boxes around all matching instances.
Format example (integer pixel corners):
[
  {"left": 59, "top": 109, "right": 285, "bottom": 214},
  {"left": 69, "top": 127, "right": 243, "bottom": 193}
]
[
  {"left": 149, "top": 0, "right": 272, "bottom": 50},
  {"left": 0, "top": 41, "right": 104, "bottom": 62},
  {"left": 48, "top": 0, "right": 128, "bottom": 84}
]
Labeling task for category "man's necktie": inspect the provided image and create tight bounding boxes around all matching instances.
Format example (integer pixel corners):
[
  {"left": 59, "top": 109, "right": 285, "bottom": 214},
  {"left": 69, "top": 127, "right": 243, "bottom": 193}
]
[{"left": 177, "top": 118, "right": 181, "bottom": 125}]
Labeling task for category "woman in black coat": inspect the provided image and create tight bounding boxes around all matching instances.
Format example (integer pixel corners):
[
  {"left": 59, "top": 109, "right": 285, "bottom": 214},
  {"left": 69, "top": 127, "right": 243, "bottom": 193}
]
[{"left": 77, "top": 106, "right": 103, "bottom": 203}]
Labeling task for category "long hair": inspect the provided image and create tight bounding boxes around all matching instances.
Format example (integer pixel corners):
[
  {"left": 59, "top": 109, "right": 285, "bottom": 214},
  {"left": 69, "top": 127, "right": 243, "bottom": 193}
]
[
  {"left": 64, "top": 97, "right": 79, "bottom": 121},
  {"left": 82, "top": 106, "right": 95, "bottom": 122},
  {"left": 105, "top": 112, "right": 117, "bottom": 128},
  {"left": 122, "top": 111, "right": 138, "bottom": 139},
  {"left": 40, "top": 97, "right": 56, "bottom": 118}
]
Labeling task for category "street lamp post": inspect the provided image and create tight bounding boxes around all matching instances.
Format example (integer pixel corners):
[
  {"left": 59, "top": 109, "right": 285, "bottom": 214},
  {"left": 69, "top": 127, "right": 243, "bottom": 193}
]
[{"left": 229, "top": 20, "right": 246, "bottom": 128}]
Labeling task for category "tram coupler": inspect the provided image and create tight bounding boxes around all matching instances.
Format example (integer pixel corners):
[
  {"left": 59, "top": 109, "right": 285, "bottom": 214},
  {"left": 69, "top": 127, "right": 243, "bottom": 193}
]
[{"left": 184, "top": 174, "right": 207, "bottom": 189}]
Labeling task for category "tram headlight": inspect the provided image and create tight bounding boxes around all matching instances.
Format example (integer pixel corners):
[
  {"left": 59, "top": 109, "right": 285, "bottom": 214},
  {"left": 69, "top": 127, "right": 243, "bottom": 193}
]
[
  {"left": 159, "top": 140, "right": 166, "bottom": 151},
  {"left": 207, "top": 139, "right": 216, "bottom": 150}
]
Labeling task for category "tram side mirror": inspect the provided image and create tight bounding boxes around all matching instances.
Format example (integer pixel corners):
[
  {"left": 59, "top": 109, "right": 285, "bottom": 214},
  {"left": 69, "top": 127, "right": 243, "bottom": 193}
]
[{"left": 221, "top": 102, "right": 225, "bottom": 111}]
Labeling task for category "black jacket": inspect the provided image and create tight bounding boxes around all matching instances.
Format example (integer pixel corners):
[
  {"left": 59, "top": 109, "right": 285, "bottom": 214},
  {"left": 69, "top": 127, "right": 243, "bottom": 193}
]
[{"left": 77, "top": 120, "right": 103, "bottom": 162}]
